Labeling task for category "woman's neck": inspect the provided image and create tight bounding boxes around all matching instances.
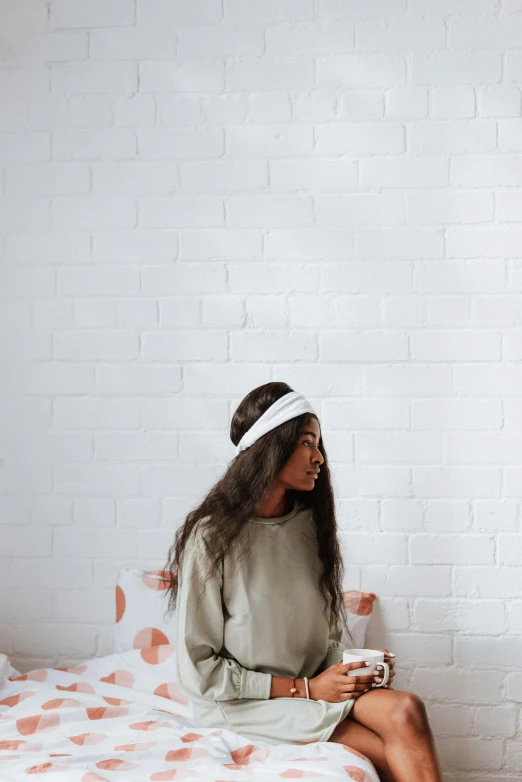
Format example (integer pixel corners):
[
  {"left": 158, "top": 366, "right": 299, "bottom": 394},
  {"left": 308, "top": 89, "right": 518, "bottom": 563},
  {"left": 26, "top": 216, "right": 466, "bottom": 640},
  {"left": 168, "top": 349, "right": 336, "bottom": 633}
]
[{"left": 255, "top": 492, "right": 294, "bottom": 518}]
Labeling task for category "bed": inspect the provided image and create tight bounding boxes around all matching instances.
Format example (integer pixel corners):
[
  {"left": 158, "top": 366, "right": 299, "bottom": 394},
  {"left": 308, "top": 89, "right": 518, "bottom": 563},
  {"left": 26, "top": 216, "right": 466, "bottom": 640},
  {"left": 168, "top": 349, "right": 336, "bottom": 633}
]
[{"left": 0, "top": 569, "right": 381, "bottom": 782}]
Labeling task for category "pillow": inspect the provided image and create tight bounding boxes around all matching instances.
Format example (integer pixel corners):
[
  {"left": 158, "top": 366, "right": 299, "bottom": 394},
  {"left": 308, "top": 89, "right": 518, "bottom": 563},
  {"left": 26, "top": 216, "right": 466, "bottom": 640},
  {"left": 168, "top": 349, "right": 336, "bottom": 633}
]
[
  {"left": 1, "top": 653, "right": 21, "bottom": 687},
  {"left": 113, "top": 568, "right": 175, "bottom": 653},
  {"left": 114, "top": 567, "right": 377, "bottom": 655},
  {"left": 342, "top": 590, "right": 377, "bottom": 649}
]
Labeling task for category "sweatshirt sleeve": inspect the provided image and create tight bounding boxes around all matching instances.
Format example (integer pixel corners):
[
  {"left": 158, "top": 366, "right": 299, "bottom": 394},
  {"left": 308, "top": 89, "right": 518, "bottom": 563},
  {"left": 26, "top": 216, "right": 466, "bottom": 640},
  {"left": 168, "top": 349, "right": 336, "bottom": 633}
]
[
  {"left": 176, "top": 523, "right": 272, "bottom": 702},
  {"left": 318, "top": 602, "right": 353, "bottom": 672}
]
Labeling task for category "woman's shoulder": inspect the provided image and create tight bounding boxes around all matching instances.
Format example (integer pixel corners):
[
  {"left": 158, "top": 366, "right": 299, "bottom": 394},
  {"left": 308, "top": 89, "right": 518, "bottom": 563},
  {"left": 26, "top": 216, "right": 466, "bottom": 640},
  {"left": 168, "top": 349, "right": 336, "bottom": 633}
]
[
  {"left": 179, "top": 517, "right": 217, "bottom": 581},
  {"left": 188, "top": 515, "right": 212, "bottom": 545},
  {"left": 194, "top": 513, "right": 212, "bottom": 531},
  {"left": 180, "top": 515, "right": 212, "bottom": 559}
]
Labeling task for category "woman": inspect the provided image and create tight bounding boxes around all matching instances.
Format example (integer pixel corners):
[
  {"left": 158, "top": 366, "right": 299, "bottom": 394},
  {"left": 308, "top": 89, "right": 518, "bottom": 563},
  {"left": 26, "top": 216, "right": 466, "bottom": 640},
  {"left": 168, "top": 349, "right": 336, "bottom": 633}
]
[{"left": 163, "top": 383, "right": 443, "bottom": 782}]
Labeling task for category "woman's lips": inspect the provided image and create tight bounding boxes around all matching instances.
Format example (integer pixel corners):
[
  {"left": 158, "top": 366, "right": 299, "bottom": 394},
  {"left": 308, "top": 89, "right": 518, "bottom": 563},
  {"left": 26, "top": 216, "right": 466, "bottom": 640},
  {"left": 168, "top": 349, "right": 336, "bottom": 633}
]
[{"left": 307, "top": 471, "right": 319, "bottom": 478}]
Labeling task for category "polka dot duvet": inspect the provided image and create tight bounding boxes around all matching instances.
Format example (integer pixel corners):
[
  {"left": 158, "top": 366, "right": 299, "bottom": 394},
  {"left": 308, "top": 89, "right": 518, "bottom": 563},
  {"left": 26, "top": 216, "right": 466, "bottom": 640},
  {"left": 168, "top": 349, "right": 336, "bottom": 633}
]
[{"left": 0, "top": 645, "right": 379, "bottom": 781}]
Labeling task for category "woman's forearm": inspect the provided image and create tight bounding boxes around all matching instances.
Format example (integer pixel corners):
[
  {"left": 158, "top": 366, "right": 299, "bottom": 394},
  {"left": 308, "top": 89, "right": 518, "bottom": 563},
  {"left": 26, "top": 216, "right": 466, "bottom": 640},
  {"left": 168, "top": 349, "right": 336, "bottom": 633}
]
[{"left": 270, "top": 676, "right": 311, "bottom": 699}]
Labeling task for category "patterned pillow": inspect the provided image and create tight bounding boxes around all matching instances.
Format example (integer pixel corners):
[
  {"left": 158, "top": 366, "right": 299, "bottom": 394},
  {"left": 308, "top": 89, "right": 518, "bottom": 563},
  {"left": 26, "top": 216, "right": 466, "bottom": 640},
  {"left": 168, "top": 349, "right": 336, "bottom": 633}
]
[
  {"left": 113, "top": 568, "right": 175, "bottom": 653},
  {"left": 342, "top": 590, "right": 377, "bottom": 649},
  {"left": 0, "top": 652, "right": 21, "bottom": 688},
  {"left": 113, "top": 567, "right": 376, "bottom": 655}
]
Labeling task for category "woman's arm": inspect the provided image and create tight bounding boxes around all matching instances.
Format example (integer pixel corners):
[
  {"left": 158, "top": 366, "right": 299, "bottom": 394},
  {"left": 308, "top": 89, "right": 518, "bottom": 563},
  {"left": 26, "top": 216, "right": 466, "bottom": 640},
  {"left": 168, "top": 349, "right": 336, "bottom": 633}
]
[
  {"left": 316, "top": 601, "right": 353, "bottom": 673},
  {"left": 176, "top": 523, "right": 272, "bottom": 701}
]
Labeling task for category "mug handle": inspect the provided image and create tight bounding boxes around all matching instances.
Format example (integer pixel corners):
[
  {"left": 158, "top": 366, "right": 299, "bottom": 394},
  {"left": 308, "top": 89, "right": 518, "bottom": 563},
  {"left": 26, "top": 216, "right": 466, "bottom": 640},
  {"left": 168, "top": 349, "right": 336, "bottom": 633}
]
[{"left": 373, "top": 662, "right": 389, "bottom": 688}]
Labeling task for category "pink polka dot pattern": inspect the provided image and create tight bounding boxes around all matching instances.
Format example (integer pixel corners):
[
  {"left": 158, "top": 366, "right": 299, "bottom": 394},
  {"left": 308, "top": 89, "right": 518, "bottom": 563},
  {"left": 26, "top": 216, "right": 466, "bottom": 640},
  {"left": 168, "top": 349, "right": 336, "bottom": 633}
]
[
  {"left": 102, "top": 696, "right": 133, "bottom": 706},
  {"left": 343, "top": 767, "right": 373, "bottom": 781},
  {"left": 41, "top": 699, "right": 81, "bottom": 710},
  {"left": 11, "top": 670, "right": 48, "bottom": 683},
  {"left": 86, "top": 706, "right": 129, "bottom": 721},
  {"left": 133, "top": 628, "right": 170, "bottom": 649},
  {"left": 140, "top": 646, "right": 174, "bottom": 665},
  {"left": 67, "top": 734, "right": 107, "bottom": 747},
  {"left": 15, "top": 714, "right": 60, "bottom": 736},
  {"left": 115, "top": 585, "right": 126, "bottom": 624},
  {"left": 141, "top": 571, "right": 171, "bottom": 591},
  {"left": 128, "top": 719, "right": 172, "bottom": 732},
  {"left": 153, "top": 683, "right": 187, "bottom": 705},
  {"left": 24, "top": 761, "right": 68, "bottom": 774},
  {"left": 1, "top": 691, "right": 36, "bottom": 708},
  {"left": 114, "top": 741, "right": 157, "bottom": 752},
  {"left": 96, "top": 758, "right": 139, "bottom": 771},
  {"left": 99, "top": 669, "right": 134, "bottom": 688},
  {"left": 229, "top": 745, "right": 270, "bottom": 765},
  {"left": 343, "top": 590, "right": 377, "bottom": 617},
  {"left": 56, "top": 683, "right": 95, "bottom": 694},
  {"left": 0, "top": 741, "right": 42, "bottom": 752},
  {"left": 164, "top": 746, "right": 210, "bottom": 762}
]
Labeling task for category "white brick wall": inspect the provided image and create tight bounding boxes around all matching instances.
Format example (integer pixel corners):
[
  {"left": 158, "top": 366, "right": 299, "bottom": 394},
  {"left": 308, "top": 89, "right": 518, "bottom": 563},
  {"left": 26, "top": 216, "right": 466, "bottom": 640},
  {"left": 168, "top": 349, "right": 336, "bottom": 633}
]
[{"left": 1, "top": 1, "right": 521, "bottom": 776}]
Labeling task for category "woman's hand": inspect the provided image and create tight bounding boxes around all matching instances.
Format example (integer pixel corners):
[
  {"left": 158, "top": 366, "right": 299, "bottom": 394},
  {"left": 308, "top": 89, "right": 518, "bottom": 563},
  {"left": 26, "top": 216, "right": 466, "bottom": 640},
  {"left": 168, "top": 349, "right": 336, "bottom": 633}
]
[
  {"left": 309, "top": 661, "right": 376, "bottom": 702},
  {"left": 373, "top": 649, "right": 395, "bottom": 689}
]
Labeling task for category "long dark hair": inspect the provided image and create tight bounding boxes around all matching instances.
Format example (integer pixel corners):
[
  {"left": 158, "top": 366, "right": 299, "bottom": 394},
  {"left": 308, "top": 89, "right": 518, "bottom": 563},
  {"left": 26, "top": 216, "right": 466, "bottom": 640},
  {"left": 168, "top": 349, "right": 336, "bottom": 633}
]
[{"left": 162, "top": 381, "right": 349, "bottom": 634}]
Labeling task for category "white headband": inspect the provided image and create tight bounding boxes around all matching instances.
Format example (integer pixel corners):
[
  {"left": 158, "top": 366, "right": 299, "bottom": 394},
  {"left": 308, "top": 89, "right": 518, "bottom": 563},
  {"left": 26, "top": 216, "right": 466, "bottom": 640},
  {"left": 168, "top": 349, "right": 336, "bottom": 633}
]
[{"left": 235, "top": 391, "right": 318, "bottom": 456}]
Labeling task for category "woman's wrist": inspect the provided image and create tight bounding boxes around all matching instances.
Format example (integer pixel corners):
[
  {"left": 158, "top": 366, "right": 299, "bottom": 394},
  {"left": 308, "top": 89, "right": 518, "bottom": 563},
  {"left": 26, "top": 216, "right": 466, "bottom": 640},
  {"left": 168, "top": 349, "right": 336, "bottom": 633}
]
[
  {"left": 269, "top": 675, "right": 314, "bottom": 699},
  {"left": 295, "top": 678, "right": 308, "bottom": 698},
  {"left": 288, "top": 677, "right": 303, "bottom": 698},
  {"left": 291, "top": 677, "right": 314, "bottom": 699}
]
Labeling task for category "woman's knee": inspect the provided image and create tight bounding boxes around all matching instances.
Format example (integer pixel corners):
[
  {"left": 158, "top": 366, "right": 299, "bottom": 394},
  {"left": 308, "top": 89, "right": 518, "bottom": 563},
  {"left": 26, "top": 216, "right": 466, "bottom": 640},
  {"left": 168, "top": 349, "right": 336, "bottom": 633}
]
[{"left": 390, "top": 692, "right": 428, "bottom": 733}]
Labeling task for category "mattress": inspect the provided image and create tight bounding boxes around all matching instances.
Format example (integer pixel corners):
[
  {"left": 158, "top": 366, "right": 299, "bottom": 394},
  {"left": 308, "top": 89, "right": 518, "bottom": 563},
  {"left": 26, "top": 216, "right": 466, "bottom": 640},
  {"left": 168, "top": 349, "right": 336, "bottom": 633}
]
[{"left": 0, "top": 645, "right": 379, "bottom": 781}]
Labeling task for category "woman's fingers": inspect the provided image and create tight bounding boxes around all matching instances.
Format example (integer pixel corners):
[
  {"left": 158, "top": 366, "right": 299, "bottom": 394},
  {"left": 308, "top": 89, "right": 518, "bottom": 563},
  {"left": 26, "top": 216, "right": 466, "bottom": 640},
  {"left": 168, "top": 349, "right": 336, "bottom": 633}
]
[
  {"left": 342, "top": 676, "right": 374, "bottom": 694},
  {"left": 342, "top": 671, "right": 375, "bottom": 683},
  {"left": 378, "top": 654, "right": 395, "bottom": 682},
  {"left": 374, "top": 664, "right": 393, "bottom": 680},
  {"left": 374, "top": 658, "right": 395, "bottom": 685}
]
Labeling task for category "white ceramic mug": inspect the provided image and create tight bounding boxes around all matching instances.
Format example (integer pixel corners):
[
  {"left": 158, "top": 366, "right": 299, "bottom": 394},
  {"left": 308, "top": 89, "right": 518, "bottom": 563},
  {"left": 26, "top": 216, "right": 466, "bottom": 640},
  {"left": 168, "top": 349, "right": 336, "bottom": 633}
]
[{"left": 343, "top": 648, "right": 390, "bottom": 688}]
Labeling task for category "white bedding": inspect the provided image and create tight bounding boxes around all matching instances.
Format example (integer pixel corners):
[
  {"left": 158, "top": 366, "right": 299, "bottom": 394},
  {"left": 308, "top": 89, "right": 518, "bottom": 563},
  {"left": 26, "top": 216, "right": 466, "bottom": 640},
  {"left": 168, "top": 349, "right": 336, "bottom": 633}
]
[{"left": 0, "top": 645, "right": 379, "bottom": 781}]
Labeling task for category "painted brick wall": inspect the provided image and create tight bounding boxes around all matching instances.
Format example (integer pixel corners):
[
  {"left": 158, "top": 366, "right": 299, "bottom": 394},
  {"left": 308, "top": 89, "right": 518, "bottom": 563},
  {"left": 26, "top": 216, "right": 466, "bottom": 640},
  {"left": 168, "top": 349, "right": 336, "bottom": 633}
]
[{"left": 1, "top": 1, "right": 521, "bottom": 777}]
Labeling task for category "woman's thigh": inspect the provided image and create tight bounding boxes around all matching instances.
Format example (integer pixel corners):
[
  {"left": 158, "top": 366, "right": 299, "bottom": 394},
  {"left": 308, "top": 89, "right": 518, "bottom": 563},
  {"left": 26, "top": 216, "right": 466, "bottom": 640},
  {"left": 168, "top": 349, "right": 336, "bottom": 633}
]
[{"left": 328, "top": 713, "right": 391, "bottom": 779}]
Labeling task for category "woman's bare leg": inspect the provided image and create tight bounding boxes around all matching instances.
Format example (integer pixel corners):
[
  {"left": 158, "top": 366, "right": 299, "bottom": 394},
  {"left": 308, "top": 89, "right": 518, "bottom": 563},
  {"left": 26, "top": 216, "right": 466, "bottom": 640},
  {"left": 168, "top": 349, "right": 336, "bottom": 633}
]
[
  {"left": 346, "top": 690, "right": 444, "bottom": 782},
  {"left": 328, "top": 715, "right": 395, "bottom": 782},
  {"left": 381, "top": 695, "right": 443, "bottom": 782}
]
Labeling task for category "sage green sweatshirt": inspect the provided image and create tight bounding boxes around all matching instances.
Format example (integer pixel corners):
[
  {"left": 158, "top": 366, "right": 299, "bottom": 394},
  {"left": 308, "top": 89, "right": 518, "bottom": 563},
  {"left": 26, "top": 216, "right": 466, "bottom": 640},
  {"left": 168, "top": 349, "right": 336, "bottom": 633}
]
[{"left": 175, "top": 500, "right": 355, "bottom": 745}]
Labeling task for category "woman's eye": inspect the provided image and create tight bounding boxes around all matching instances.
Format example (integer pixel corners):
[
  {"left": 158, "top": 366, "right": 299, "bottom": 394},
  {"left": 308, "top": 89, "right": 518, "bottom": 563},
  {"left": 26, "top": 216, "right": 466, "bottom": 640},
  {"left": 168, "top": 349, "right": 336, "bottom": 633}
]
[{"left": 303, "top": 441, "right": 312, "bottom": 446}]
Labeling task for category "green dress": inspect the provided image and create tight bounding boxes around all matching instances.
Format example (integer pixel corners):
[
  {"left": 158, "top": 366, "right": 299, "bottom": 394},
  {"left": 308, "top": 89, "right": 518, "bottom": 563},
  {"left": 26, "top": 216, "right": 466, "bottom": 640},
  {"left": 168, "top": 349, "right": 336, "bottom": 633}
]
[{"left": 175, "top": 500, "right": 355, "bottom": 745}]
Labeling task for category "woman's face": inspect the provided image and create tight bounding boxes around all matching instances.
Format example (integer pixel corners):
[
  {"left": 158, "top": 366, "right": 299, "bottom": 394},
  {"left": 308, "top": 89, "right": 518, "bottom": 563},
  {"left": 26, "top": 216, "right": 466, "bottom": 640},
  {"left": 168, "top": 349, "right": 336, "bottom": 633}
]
[{"left": 278, "top": 416, "right": 325, "bottom": 492}]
